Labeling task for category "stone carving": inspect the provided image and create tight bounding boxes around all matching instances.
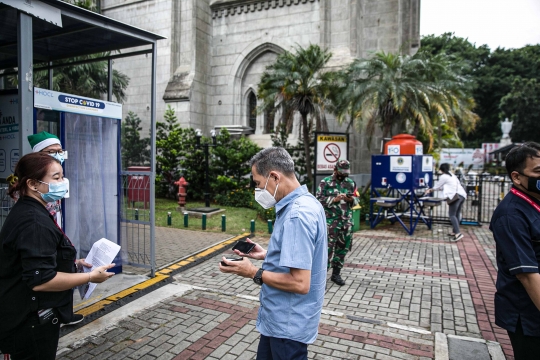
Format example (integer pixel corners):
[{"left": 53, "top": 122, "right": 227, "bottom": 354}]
[
  {"left": 501, "top": 118, "right": 513, "bottom": 139},
  {"left": 211, "top": 0, "right": 318, "bottom": 18},
  {"left": 500, "top": 118, "right": 513, "bottom": 146}
]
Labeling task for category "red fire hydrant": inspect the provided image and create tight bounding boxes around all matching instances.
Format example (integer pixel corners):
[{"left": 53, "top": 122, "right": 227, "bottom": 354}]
[{"left": 174, "top": 176, "right": 189, "bottom": 211}]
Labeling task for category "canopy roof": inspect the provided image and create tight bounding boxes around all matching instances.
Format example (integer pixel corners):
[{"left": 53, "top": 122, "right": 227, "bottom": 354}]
[{"left": 0, "top": 0, "right": 165, "bottom": 70}]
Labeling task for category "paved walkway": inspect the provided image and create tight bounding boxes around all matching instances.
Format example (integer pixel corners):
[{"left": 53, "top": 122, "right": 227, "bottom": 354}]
[
  {"left": 123, "top": 227, "right": 234, "bottom": 275},
  {"left": 55, "top": 223, "right": 510, "bottom": 359}
]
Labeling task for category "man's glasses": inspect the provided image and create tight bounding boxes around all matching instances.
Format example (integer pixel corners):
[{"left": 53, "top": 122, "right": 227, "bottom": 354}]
[{"left": 43, "top": 149, "right": 66, "bottom": 156}]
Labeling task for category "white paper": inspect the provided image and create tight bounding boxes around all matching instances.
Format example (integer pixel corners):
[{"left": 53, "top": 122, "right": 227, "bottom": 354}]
[{"left": 78, "top": 238, "right": 121, "bottom": 299}]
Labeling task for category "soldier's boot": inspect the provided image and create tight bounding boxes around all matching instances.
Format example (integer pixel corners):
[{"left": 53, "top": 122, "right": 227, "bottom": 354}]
[{"left": 330, "top": 267, "right": 346, "bottom": 286}]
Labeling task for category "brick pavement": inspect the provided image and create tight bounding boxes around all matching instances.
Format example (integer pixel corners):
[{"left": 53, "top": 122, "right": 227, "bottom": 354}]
[
  {"left": 56, "top": 223, "right": 510, "bottom": 359},
  {"left": 123, "top": 227, "right": 234, "bottom": 275}
]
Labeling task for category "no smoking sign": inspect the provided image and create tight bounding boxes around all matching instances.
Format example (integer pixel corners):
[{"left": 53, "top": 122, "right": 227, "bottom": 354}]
[
  {"left": 316, "top": 134, "right": 348, "bottom": 172},
  {"left": 323, "top": 143, "right": 341, "bottom": 163}
]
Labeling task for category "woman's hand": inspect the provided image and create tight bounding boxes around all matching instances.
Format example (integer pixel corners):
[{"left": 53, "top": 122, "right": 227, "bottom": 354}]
[
  {"left": 233, "top": 238, "right": 266, "bottom": 260},
  {"left": 76, "top": 258, "right": 92, "bottom": 270},
  {"left": 88, "top": 264, "right": 116, "bottom": 283},
  {"left": 424, "top": 188, "right": 433, "bottom": 194}
]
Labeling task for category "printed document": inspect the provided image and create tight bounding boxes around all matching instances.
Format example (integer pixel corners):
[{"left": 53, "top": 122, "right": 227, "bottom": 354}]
[{"left": 78, "top": 238, "right": 121, "bottom": 299}]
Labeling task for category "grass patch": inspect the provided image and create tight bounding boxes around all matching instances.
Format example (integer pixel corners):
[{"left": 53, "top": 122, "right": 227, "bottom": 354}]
[{"left": 154, "top": 198, "right": 271, "bottom": 236}]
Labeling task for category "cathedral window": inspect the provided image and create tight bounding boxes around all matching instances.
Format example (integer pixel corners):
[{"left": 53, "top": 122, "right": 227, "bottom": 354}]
[{"left": 248, "top": 92, "right": 257, "bottom": 131}]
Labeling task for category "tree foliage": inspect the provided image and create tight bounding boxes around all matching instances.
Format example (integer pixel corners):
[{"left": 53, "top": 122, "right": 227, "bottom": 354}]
[
  {"left": 61, "top": 0, "right": 99, "bottom": 12},
  {"left": 155, "top": 106, "right": 193, "bottom": 198},
  {"left": 499, "top": 77, "right": 540, "bottom": 142},
  {"left": 211, "top": 129, "right": 261, "bottom": 207},
  {"left": 121, "top": 111, "right": 149, "bottom": 168},
  {"left": 419, "top": 32, "right": 540, "bottom": 147},
  {"left": 332, "top": 51, "right": 478, "bottom": 150},
  {"left": 258, "top": 44, "right": 335, "bottom": 183},
  {"left": 154, "top": 106, "right": 261, "bottom": 203},
  {"left": 9, "top": 53, "right": 130, "bottom": 103},
  {"left": 211, "top": 129, "right": 261, "bottom": 187},
  {"left": 270, "top": 122, "right": 314, "bottom": 189}
]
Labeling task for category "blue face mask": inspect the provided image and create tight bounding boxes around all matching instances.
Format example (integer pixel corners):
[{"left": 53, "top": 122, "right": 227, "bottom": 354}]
[
  {"left": 37, "top": 180, "right": 68, "bottom": 202},
  {"left": 49, "top": 152, "right": 65, "bottom": 165}
]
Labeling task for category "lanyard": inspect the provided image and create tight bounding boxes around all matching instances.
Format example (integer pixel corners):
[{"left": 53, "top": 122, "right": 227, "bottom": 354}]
[
  {"left": 510, "top": 187, "right": 540, "bottom": 213},
  {"left": 52, "top": 217, "right": 75, "bottom": 248}
]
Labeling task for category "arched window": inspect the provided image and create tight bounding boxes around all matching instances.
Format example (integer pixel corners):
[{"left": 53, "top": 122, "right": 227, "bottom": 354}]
[
  {"left": 264, "top": 108, "right": 275, "bottom": 134},
  {"left": 248, "top": 92, "right": 257, "bottom": 131}
]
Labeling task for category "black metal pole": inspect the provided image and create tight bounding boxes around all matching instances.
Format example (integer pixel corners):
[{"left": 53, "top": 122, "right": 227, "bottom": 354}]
[
  {"left": 205, "top": 144, "right": 210, "bottom": 208},
  {"left": 477, "top": 175, "right": 483, "bottom": 224}
]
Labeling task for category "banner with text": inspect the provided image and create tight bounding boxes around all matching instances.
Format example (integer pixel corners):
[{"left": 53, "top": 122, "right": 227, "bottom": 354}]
[{"left": 34, "top": 88, "right": 122, "bottom": 119}]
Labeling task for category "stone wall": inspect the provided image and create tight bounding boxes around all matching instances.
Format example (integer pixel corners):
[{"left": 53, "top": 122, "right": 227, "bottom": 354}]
[
  {"left": 100, "top": 0, "right": 420, "bottom": 173},
  {"left": 101, "top": 0, "right": 173, "bottom": 134}
]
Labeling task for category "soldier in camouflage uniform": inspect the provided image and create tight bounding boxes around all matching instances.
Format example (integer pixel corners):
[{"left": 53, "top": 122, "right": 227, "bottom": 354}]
[{"left": 316, "top": 159, "right": 358, "bottom": 285}]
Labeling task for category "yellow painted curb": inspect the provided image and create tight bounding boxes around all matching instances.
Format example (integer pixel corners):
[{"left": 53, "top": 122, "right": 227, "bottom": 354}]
[
  {"left": 75, "top": 233, "right": 249, "bottom": 317},
  {"left": 76, "top": 300, "right": 113, "bottom": 316}
]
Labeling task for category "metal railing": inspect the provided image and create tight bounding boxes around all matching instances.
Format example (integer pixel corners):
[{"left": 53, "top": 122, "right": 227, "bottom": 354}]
[
  {"left": 430, "top": 174, "right": 511, "bottom": 225},
  {"left": 120, "top": 172, "right": 155, "bottom": 275}
]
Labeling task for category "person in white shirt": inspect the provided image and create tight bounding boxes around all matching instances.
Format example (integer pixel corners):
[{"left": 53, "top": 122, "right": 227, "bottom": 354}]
[{"left": 425, "top": 163, "right": 467, "bottom": 241}]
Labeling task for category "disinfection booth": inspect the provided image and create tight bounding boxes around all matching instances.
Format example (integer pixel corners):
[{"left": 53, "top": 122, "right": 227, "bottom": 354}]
[
  {"left": 369, "top": 134, "right": 442, "bottom": 235},
  {"left": 33, "top": 87, "right": 123, "bottom": 272}
]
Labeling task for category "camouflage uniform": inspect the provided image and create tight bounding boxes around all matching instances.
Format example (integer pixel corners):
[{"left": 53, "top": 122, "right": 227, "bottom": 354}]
[{"left": 316, "top": 163, "right": 358, "bottom": 270}]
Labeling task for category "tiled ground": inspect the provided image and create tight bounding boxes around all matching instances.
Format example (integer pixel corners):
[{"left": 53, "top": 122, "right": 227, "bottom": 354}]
[{"left": 56, "top": 222, "right": 511, "bottom": 359}]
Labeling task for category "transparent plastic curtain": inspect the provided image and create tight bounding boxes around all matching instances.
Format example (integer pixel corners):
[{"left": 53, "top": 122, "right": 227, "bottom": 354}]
[{"left": 63, "top": 113, "right": 120, "bottom": 259}]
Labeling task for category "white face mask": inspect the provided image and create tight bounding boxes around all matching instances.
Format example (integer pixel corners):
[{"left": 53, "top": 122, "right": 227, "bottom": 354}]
[{"left": 254, "top": 176, "right": 279, "bottom": 209}]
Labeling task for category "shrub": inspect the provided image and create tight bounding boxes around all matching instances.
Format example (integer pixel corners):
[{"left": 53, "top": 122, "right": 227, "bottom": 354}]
[
  {"left": 254, "top": 204, "right": 276, "bottom": 222},
  {"left": 214, "top": 182, "right": 254, "bottom": 208}
]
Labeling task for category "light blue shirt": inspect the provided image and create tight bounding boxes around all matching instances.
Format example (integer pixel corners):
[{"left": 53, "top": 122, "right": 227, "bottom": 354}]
[{"left": 256, "top": 185, "right": 328, "bottom": 344}]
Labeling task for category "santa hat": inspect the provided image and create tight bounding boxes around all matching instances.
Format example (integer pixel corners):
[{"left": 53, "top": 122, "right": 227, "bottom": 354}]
[{"left": 27, "top": 131, "right": 61, "bottom": 152}]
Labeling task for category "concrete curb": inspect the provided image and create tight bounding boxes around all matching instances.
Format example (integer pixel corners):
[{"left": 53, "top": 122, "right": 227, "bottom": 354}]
[{"left": 435, "top": 333, "right": 449, "bottom": 360}]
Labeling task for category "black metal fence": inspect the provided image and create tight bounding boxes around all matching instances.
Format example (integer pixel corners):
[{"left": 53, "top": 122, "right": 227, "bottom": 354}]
[{"left": 430, "top": 174, "right": 511, "bottom": 225}]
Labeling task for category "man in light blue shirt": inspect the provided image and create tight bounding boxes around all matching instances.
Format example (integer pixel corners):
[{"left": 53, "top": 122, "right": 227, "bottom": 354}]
[{"left": 220, "top": 147, "right": 328, "bottom": 360}]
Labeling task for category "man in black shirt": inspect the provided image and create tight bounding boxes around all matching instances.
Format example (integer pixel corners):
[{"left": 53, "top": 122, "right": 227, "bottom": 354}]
[{"left": 490, "top": 142, "right": 540, "bottom": 360}]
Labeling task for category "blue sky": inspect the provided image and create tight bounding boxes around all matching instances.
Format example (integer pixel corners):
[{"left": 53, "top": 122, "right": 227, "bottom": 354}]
[{"left": 421, "top": 0, "right": 540, "bottom": 50}]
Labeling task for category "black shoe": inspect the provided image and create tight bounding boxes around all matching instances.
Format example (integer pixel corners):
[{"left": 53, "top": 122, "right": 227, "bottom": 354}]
[
  {"left": 330, "top": 273, "right": 346, "bottom": 286},
  {"left": 63, "top": 314, "right": 84, "bottom": 325},
  {"left": 450, "top": 233, "right": 464, "bottom": 242}
]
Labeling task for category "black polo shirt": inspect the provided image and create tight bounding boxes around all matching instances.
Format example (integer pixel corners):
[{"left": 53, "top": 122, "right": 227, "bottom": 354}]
[
  {"left": 0, "top": 196, "right": 76, "bottom": 337},
  {"left": 490, "top": 186, "right": 540, "bottom": 336}
]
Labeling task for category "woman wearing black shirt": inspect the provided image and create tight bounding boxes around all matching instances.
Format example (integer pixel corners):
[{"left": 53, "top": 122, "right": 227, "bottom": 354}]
[{"left": 0, "top": 153, "right": 114, "bottom": 359}]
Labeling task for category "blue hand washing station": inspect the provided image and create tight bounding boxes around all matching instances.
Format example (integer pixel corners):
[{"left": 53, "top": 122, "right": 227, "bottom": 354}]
[{"left": 369, "top": 134, "right": 443, "bottom": 235}]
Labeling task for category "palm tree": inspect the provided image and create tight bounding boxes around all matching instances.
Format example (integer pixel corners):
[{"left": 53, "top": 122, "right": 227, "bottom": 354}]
[
  {"left": 333, "top": 51, "right": 478, "bottom": 150},
  {"left": 257, "top": 44, "right": 335, "bottom": 183},
  {"left": 9, "top": 53, "right": 130, "bottom": 103}
]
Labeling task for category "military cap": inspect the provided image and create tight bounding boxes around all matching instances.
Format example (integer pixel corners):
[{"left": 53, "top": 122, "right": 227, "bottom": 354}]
[{"left": 335, "top": 159, "right": 350, "bottom": 174}]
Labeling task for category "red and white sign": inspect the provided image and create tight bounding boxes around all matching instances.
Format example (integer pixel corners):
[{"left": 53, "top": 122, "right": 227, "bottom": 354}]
[
  {"left": 323, "top": 143, "right": 341, "bottom": 163},
  {"left": 316, "top": 134, "right": 348, "bottom": 172},
  {"left": 482, "top": 143, "right": 500, "bottom": 163}
]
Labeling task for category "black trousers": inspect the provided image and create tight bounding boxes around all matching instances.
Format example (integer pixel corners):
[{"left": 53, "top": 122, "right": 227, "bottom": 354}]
[
  {"left": 256, "top": 334, "right": 308, "bottom": 360},
  {"left": 507, "top": 319, "right": 540, "bottom": 360},
  {"left": 0, "top": 312, "right": 60, "bottom": 360}
]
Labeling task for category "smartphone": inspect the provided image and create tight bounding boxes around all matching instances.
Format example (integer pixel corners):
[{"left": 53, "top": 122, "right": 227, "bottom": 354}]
[
  {"left": 232, "top": 241, "right": 255, "bottom": 254},
  {"left": 221, "top": 257, "right": 243, "bottom": 266},
  {"left": 346, "top": 193, "right": 354, "bottom": 197}
]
